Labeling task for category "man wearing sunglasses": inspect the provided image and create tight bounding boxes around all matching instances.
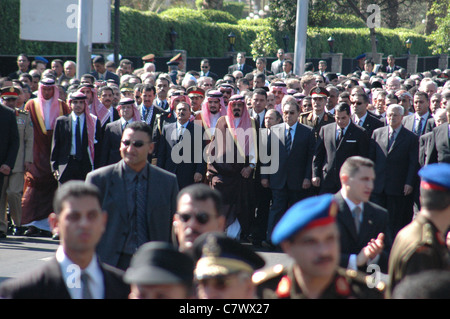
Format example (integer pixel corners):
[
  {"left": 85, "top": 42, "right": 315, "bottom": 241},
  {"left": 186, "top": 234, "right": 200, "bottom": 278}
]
[
  {"left": 173, "top": 184, "right": 225, "bottom": 252},
  {"left": 350, "top": 93, "right": 384, "bottom": 138},
  {"left": 86, "top": 121, "right": 179, "bottom": 270}
]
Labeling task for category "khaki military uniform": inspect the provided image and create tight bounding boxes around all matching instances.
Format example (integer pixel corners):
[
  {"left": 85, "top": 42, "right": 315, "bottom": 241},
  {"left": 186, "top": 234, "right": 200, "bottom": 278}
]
[
  {"left": 254, "top": 264, "right": 385, "bottom": 299},
  {"left": 387, "top": 214, "right": 450, "bottom": 298},
  {"left": 299, "top": 111, "right": 335, "bottom": 141},
  {"left": 0, "top": 108, "right": 33, "bottom": 231}
]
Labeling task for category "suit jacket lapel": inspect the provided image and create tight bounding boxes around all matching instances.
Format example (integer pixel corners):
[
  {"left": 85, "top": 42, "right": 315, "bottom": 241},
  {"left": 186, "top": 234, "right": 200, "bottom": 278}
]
[
  {"left": 336, "top": 193, "right": 359, "bottom": 242},
  {"left": 108, "top": 163, "right": 128, "bottom": 224}
]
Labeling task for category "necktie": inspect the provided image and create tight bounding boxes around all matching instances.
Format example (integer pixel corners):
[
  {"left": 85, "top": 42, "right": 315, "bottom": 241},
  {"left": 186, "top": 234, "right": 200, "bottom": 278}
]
[
  {"left": 75, "top": 116, "right": 82, "bottom": 160},
  {"left": 285, "top": 128, "right": 292, "bottom": 154},
  {"left": 388, "top": 130, "right": 396, "bottom": 150},
  {"left": 415, "top": 117, "right": 423, "bottom": 136},
  {"left": 353, "top": 206, "right": 362, "bottom": 233},
  {"left": 337, "top": 128, "right": 343, "bottom": 144},
  {"left": 81, "top": 271, "right": 93, "bottom": 299},
  {"left": 123, "top": 121, "right": 128, "bottom": 130},
  {"left": 256, "top": 114, "right": 261, "bottom": 126},
  {"left": 314, "top": 116, "right": 319, "bottom": 127},
  {"left": 177, "top": 125, "right": 184, "bottom": 143},
  {"left": 135, "top": 174, "right": 148, "bottom": 247}
]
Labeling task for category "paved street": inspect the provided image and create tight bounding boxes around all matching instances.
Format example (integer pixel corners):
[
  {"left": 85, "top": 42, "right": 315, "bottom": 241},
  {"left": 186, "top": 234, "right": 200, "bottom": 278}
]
[{"left": 0, "top": 236, "right": 293, "bottom": 285}]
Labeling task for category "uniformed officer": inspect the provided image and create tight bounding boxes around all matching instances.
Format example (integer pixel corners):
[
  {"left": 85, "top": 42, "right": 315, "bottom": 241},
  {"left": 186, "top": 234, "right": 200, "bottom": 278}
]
[
  {"left": 387, "top": 163, "right": 450, "bottom": 298},
  {"left": 186, "top": 86, "right": 205, "bottom": 115},
  {"left": 192, "top": 232, "right": 265, "bottom": 299},
  {"left": 119, "top": 82, "right": 135, "bottom": 99},
  {"left": 124, "top": 242, "right": 195, "bottom": 299},
  {"left": 299, "top": 86, "right": 335, "bottom": 142},
  {"left": 254, "top": 194, "right": 384, "bottom": 299},
  {"left": 0, "top": 86, "right": 33, "bottom": 236}
]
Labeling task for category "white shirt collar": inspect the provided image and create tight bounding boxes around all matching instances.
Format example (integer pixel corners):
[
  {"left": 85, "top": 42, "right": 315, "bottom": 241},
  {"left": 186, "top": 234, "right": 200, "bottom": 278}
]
[{"left": 56, "top": 246, "right": 104, "bottom": 299}]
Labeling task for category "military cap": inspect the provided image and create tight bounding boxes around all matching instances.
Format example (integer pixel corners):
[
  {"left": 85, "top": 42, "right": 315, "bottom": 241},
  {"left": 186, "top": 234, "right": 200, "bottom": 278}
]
[
  {"left": 1, "top": 86, "right": 20, "bottom": 100},
  {"left": 309, "top": 85, "right": 330, "bottom": 97},
  {"left": 119, "top": 82, "right": 135, "bottom": 92},
  {"left": 118, "top": 97, "right": 135, "bottom": 105},
  {"left": 170, "top": 53, "right": 183, "bottom": 63},
  {"left": 69, "top": 91, "right": 87, "bottom": 100},
  {"left": 192, "top": 232, "right": 265, "bottom": 280},
  {"left": 166, "top": 61, "right": 179, "bottom": 66},
  {"left": 142, "top": 53, "right": 155, "bottom": 62},
  {"left": 34, "top": 56, "right": 48, "bottom": 64},
  {"left": 187, "top": 86, "right": 205, "bottom": 97},
  {"left": 271, "top": 194, "right": 338, "bottom": 245},
  {"left": 206, "top": 90, "right": 223, "bottom": 98},
  {"left": 124, "top": 242, "right": 194, "bottom": 286},
  {"left": 355, "top": 53, "right": 366, "bottom": 60},
  {"left": 40, "top": 77, "right": 56, "bottom": 86},
  {"left": 418, "top": 163, "right": 450, "bottom": 191}
]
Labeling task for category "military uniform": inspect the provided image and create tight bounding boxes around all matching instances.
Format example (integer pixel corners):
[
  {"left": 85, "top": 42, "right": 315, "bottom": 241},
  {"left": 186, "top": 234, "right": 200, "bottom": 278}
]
[
  {"left": 387, "top": 163, "right": 450, "bottom": 298},
  {"left": 254, "top": 264, "right": 385, "bottom": 299},
  {"left": 299, "top": 110, "right": 335, "bottom": 141},
  {"left": 387, "top": 214, "right": 450, "bottom": 297},
  {"left": 0, "top": 87, "right": 33, "bottom": 235}
]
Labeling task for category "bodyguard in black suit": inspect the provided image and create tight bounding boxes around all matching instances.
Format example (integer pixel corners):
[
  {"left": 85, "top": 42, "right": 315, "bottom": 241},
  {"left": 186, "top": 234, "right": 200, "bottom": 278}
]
[
  {"left": 427, "top": 112, "right": 450, "bottom": 164},
  {"left": 91, "top": 55, "right": 120, "bottom": 85},
  {"left": 402, "top": 91, "right": 435, "bottom": 136},
  {"left": 350, "top": 93, "right": 384, "bottom": 137},
  {"left": 261, "top": 98, "right": 315, "bottom": 244},
  {"left": 0, "top": 181, "right": 129, "bottom": 299},
  {"left": 228, "top": 52, "right": 253, "bottom": 75},
  {"left": 370, "top": 104, "right": 419, "bottom": 237},
  {"left": 51, "top": 92, "right": 102, "bottom": 184},
  {"left": 312, "top": 102, "right": 370, "bottom": 195},
  {"left": 334, "top": 156, "right": 392, "bottom": 274},
  {"left": 157, "top": 102, "right": 206, "bottom": 190}
]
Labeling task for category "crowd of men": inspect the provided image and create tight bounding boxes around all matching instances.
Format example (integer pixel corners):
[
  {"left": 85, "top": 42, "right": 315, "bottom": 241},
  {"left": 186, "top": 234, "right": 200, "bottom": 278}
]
[{"left": 0, "top": 49, "right": 450, "bottom": 300}]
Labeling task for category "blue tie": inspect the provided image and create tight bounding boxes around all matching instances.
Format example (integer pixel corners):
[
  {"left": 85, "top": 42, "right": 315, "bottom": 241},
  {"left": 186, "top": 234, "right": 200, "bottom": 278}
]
[
  {"left": 135, "top": 174, "right": 148, "bottom": 247},
  {"left": 285, "top": 128, "right": 292, "bottom": 154},
  {"left": 75, "top": 116, "right": 82, "bottom": 160}
]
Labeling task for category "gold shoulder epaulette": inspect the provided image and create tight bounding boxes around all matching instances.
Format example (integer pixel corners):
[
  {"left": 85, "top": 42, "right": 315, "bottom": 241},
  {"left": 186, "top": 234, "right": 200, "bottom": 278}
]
[{"left": 252, "top": 264, "right": 285, "bottom": 285}]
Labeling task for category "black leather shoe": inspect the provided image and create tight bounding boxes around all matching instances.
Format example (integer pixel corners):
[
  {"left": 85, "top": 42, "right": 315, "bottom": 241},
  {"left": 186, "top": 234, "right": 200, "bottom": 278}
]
[
  {"left": 52, "top": 233, "right": 60, "bottom": 241},
  {"left": 12, "top": 226, "right": 26, "bottom": 236},
  {"left": 24, "top": 226, "right": 40, "bottom": 237}
]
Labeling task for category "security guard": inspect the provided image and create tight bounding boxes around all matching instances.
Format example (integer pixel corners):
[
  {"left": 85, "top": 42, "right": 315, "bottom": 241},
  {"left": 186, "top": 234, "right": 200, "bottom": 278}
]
[
  {"left": 0, "top": 86, "right": 33, "bottom": 236},
  {"left": 254, "top": 194, "right": 385, "bottom": 299},
  {"left": 192, "top": 232, "right": 265, "bottom": 299},
  {"left": 387, "top": 163, "right": 450, "bottom": 298},
  {"left": 299, "top": 86, "right": 335, "bottom": 142}
]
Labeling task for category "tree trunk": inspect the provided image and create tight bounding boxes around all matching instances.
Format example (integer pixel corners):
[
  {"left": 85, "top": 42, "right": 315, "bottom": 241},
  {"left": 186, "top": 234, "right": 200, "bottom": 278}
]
[
  {"left": 385, "top": 0, "right": 399, "bottom": 29},
  {"left": 202, "top": 0, "right": 223, "bottom": 10}
]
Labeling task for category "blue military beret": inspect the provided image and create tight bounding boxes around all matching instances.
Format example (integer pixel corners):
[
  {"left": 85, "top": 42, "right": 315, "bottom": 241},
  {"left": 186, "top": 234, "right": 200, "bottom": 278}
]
[
  {"left": 271, "top": 194, "right": 338, "bottom": 245},
  {"left": 34, "top": 56, "right": 48, "bottom": 64},
  {"left": 355, "top": 53, "right": 366, "bottom": 60},
  {"left": 418, "top": 163, "right": 450, "bottom": 191}
]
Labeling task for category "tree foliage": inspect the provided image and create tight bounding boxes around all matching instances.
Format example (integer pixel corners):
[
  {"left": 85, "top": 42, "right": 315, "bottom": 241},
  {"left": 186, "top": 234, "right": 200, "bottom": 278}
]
[{"left": 428, "top": 0, "right": 450, "bottom": 54}]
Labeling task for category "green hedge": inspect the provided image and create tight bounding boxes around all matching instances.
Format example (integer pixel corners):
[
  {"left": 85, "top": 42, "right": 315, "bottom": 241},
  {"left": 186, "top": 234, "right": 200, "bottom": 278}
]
[{"left": 0, "top": 1, "right": 434, "bottom": 59}]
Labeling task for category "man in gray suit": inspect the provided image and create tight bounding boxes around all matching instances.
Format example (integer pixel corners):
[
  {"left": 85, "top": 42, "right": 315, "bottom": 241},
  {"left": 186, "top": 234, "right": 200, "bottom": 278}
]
[{"left": 86, "top": 121, "right": 179, "bottom": 270}]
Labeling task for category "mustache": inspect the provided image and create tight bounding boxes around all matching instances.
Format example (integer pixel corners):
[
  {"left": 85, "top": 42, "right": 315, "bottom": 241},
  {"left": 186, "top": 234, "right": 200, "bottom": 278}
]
[{"left": 313, "top": 255, "right": 334, "bottom": 265}]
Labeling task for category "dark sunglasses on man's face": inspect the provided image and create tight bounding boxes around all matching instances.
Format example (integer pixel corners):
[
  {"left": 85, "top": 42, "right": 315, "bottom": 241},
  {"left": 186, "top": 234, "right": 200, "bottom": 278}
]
[
  {"left": 121, "top": 140, "right": 149, "bottom": 148},
  {"left": 177, "top": 212, "right": 212, "bottom": 225}
]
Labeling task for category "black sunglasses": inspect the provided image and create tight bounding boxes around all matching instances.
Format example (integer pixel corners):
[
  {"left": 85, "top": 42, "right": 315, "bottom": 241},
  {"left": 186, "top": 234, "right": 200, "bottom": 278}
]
[
  {"left": 177, "top": 212, "right": 212, "bottom": 225},
  {"left": 121, "top": 140, "right": 149, "bottom": 148}
]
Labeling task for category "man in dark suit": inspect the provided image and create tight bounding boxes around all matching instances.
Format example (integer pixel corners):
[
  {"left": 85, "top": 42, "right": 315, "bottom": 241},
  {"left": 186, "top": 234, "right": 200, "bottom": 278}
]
[
  {"left": 228, "top": 52, "right": 253, "bottom": 76},
  {"left": 200, "top": 59, "right": 218, "bottom": 81},
  {"left": 100, "top": 98, "right": 140, "bottom": 167},
  {"left": 249, "top": 88, "right": 268, "bottom": 129},
  {"left": 261, "top": 98, "right": 315, "bottom": 246},
  {"left": 91, "top": 55, "right": 120, "bottom": 86},
  {"left": 51, "top": 92, "right": 102, "bottom": 185},
  {"left": 334, "top": 156, "right": 392, "bottom": 274},
  {"left": 427, "top": 105, "right": 450, "bottom": 164},
  {"left": 97, "top": 86, "right": 120, "bottom": 135},
  {"left": 0, "top": 181, "right": 130, "bottom": 299},
  {"left": 370, "top": 104, "right": 419, "bottom": 237},
  {"left": 86, "top": 121, "right": 179, "bottom": 270},
  {"left": 157, "top": 101, "right": 206, "bottom": 190},
  {"left": 350, "top": 92, "right": 384, "bottom": 137},
  {"left": 402, "top": 91, "right": 435, "bottom": 136},
  {"left": 312, "top": 102, "right": 370, "bottom": 195}
]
